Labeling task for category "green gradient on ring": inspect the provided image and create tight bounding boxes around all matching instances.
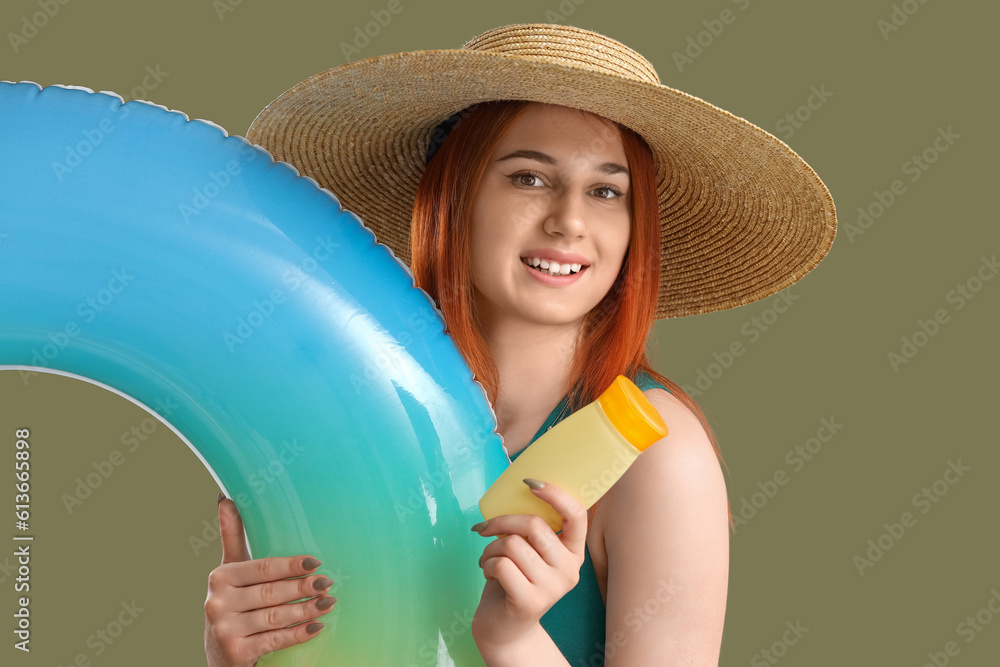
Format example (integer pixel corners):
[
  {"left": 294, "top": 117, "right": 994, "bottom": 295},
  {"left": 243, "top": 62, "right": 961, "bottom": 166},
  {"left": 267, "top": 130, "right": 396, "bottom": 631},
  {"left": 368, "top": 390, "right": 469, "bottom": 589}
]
[{"left": 0, "top": 82, "right": 508, "bottom": 666}]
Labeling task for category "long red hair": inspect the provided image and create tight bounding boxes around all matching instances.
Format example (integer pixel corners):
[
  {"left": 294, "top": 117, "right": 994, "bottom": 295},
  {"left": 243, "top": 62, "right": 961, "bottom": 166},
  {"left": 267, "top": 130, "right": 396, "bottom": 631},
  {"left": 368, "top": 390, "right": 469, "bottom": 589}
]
[{"left": 410, "top": 101, "right": 733, "bottom": 532}]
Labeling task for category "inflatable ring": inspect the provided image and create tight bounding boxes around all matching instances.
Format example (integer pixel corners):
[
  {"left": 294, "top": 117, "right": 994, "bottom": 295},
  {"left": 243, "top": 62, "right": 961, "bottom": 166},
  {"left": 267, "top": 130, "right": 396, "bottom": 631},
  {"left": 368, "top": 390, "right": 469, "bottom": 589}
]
[{"left": 0, "top": 81, "right": 507, "bottom": 666}]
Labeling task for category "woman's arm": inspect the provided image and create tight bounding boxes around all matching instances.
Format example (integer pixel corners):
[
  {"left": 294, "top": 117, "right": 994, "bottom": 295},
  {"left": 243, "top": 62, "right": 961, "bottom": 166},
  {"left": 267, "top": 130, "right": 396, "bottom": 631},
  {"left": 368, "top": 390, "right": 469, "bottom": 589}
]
[
  {"left": 471, "top": 480, "right": 588, "bottom": 666},
  {"left": 601, "top": 388, "right": 731, "bottom": 666},
  {"left": 474, "top": 622, "right": 572, "bottom": 667}
]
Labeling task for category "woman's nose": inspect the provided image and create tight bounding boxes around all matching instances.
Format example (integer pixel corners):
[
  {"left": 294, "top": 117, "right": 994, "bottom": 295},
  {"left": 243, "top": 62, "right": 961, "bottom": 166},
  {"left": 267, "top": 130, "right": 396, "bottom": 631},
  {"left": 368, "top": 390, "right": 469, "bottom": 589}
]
[{"left": 542, "top": 190, "right": 587, "bottom": 238}]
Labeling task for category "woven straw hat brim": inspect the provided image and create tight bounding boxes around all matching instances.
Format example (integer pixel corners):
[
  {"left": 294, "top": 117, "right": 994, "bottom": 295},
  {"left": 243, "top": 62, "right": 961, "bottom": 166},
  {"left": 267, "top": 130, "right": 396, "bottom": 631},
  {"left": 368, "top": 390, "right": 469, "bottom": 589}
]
[{"left": 246, "top": 49, "right": 836, "bottom": 319}]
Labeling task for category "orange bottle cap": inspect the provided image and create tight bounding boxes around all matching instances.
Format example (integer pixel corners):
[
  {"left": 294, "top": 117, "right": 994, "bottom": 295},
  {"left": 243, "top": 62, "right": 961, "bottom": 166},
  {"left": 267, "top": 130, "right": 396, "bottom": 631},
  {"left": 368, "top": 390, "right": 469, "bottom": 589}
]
[{"left": 596, "top": 376, "right": 668, "bottom": 451}]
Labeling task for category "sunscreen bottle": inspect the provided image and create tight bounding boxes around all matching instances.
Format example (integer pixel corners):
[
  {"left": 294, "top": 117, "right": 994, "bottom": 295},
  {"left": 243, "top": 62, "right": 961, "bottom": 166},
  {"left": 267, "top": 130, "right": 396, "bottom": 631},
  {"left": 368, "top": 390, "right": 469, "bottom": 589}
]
[{"left": 478, "top": 375, "right": 667, "bottom": 533}]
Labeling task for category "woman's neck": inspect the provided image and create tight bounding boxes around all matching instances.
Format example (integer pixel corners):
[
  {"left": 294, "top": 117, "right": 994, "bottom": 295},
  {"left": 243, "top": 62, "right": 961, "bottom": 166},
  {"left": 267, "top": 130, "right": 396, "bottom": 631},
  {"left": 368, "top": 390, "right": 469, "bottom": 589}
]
[{"left": 481, "top": 317, "right": 582, "bottom": 435}]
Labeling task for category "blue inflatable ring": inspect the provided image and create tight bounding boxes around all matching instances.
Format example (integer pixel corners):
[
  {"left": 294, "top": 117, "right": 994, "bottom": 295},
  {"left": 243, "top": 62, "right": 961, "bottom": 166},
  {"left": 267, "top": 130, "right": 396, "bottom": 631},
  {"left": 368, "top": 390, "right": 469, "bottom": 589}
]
[{"left": 0, "top": 81, "right": 508, "bottom": 666}]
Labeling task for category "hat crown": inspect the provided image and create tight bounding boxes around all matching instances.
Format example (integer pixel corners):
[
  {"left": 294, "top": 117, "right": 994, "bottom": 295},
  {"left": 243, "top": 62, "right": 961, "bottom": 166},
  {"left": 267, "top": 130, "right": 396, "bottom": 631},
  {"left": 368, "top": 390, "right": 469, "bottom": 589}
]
[
  {"left": 248, "top": 23, "right": 836, "bottom": 319},
  {"left": 463, "top": 23, "right": 661, "bottom": 86}
]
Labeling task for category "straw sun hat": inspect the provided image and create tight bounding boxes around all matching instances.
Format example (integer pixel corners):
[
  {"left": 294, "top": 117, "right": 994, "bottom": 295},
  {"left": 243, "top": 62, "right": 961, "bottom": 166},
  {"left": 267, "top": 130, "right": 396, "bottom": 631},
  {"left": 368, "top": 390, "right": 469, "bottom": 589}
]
[{"left": 246, "top": 23, "right": 836, "bottom": 319}]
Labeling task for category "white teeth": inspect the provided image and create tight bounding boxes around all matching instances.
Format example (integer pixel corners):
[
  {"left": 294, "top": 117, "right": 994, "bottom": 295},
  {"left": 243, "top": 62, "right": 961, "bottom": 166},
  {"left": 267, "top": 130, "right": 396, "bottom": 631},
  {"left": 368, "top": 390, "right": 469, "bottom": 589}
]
[{"left": 522, "top": 256, "right": 585, "bottom": 276}]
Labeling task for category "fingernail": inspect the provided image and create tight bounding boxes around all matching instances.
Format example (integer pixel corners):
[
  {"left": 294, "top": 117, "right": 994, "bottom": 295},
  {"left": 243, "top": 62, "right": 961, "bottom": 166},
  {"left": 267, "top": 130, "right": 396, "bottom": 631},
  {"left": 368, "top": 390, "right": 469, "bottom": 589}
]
[
  {"left": 217, "top": 491, "right": 225, "bottom": 505},
  {"left": 470, "top": 521, "right": 487, "bottom": 532},
  {"left": 306, "top": 622, "right": 324, "bottom": 634},
  {"left": 315, "top": 596, "right": 337, "bottom": 610},
  {"left": 301, "top": 557, "right": 322, "bottom": 571},
  {"left": 313, "top": 576, "right": 334, "bottom": 591},
  {"left": 523, "top": 478, "right": 546, "bottom": 490}
]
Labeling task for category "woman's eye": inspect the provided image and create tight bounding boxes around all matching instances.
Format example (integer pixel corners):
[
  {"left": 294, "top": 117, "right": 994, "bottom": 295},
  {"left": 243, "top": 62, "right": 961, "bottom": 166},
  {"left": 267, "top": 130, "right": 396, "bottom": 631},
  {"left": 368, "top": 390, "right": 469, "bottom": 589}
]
[
  {"left": 511, "top": 172, "right": 544, "bottom": 188},
  {"left": 592, "top": 186, "right": 624, "bottom": 199}
]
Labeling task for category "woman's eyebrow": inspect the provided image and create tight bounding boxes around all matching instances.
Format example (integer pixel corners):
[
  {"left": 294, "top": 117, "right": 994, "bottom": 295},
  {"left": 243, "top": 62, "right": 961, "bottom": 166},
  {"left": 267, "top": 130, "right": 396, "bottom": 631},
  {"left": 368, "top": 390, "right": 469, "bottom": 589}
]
[
  {"left": 497, "top": 149, "right": 629, "bottom": 176},
  {"left": 496, "top": 149, "right": 556, "bottom": 165},
  {"left": 597, "top": 162, "right": 629, "bottom": 177}
]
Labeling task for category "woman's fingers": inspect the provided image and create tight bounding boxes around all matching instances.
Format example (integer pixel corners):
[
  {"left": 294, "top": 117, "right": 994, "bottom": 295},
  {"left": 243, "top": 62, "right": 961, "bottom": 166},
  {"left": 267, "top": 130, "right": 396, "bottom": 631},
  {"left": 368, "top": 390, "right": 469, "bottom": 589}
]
[
  {"left": 478, "top": 529, "right": 579, "bottom": 618},
  {"left": 206, "top": 495, "right": 335, "bottom": 666},
  {"left": 214, "top": 553, "right": 326, "bottom": 589},
  {"left": 481, "top": 549, "right": 532, "bottom": 602},
  {"left": 238, "top": 591, "right": 337, "bottom": 636},
  {"left": 236, "top": 618, "right": 328, "bottom": 662},
  {"left": 478, "top": 518, "right": 562, "bottom": 577},
  {"left": 205, "top": 562, "right": 337, "bottom": 660},
  {"left": 523, "top": 479, "right": 588, "bottom": 548},
  {"left": 474, "top": 480, "right": 588, "bottom": 611},
  {"left": 218, "top": 496, "right": 251, "bottom": 564},
  {"left": 208, "top": 612, "right": 328, "bottom": 667},
  {"left": 221, "top": 569, "right": 335, "bottom": 614},
  {"left": 475, "top": 480, "right": 588, "bottom": 558}
]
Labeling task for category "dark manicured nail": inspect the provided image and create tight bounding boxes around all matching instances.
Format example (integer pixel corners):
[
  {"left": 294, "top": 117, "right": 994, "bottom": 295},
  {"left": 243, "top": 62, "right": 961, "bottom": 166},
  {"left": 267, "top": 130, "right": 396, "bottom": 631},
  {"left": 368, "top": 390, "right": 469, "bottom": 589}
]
[
  {"left": 315, "top": 596, "right": 337, "bottom": 610},
  {"left": 306, "top": 622, "right": 324, "bottom": 634},
  {"left": 301, "top": 557, "right": 322, "bottom": 571},
  {"left": 523, "top": 478, "right": 546, "bottom": 490},
  {"left": 217, "top": 491, "right": 225, "bottom": 504},
  {"left": 312, "top": 576, "right": 334, "bottom": 591},
  {"left": 470, "top": 521, "right": 487, "bottom": 532}
]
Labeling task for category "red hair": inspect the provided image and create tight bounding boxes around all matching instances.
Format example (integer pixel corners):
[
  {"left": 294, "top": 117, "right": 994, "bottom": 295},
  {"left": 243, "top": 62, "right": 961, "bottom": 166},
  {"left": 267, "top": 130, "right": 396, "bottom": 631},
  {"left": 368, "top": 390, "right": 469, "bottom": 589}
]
[{"left": 411, "top": 101, "right": 733, "bottom": 532}]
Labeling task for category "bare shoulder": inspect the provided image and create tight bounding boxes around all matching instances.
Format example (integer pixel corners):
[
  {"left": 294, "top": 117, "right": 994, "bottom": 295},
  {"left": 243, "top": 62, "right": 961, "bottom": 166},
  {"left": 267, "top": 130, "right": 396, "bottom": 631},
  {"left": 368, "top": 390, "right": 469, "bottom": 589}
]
[
  {"left": 595, "top": 386, "right": 730, "bottom": 664},
  {"left": 625, "top": 388, "right": 723, "bottom": 480},
  {"left": 602, "top": 387, "right": 728, "bottom": 525}
]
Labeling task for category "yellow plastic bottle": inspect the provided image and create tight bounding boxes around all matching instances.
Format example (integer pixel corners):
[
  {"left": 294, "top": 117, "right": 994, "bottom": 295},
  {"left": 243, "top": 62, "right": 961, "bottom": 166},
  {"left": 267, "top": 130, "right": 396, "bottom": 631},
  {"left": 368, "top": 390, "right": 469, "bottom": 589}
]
[{"left": 478, "top": 375, "right": 668, "bottom": 533}]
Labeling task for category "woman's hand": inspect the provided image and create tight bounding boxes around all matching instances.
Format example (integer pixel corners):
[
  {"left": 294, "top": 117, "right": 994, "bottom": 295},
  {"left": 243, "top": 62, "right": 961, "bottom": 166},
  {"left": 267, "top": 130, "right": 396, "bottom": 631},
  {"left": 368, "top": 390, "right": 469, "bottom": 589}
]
[
  {"left": 204, "top": 495, "right": 337, "bottom": 667},
  {"left": 470, "top": 479, "right": 588, "bottom": 649}
]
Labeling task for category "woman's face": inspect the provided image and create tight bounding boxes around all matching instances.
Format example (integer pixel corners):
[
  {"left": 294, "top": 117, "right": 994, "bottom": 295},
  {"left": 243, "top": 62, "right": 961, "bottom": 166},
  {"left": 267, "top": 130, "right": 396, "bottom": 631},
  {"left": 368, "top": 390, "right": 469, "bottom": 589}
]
[{"left": 468, "top": 103, "right": 632, "bottom": 331}]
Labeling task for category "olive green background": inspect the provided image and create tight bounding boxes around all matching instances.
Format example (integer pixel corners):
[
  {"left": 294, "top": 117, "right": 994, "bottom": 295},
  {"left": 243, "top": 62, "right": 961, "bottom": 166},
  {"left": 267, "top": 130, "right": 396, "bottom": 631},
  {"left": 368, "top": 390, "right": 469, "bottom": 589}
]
[{"left": 2, "top": 0, "right": 997, "bottom": 664}]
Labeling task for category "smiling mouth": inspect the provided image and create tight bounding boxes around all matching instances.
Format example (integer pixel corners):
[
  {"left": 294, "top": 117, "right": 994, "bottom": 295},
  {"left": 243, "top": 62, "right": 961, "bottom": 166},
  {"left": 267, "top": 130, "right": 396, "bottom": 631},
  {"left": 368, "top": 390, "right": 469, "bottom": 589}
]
[{"left": 521, "top": 257, "right": 587, "bottom": 276}]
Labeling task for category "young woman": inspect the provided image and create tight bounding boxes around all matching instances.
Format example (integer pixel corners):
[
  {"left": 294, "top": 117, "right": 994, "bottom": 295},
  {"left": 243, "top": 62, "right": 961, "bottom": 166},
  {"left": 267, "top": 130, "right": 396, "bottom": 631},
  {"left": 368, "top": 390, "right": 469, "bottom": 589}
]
[{"left": 204, "top": 24, "right": 835, "bottom": 667}]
